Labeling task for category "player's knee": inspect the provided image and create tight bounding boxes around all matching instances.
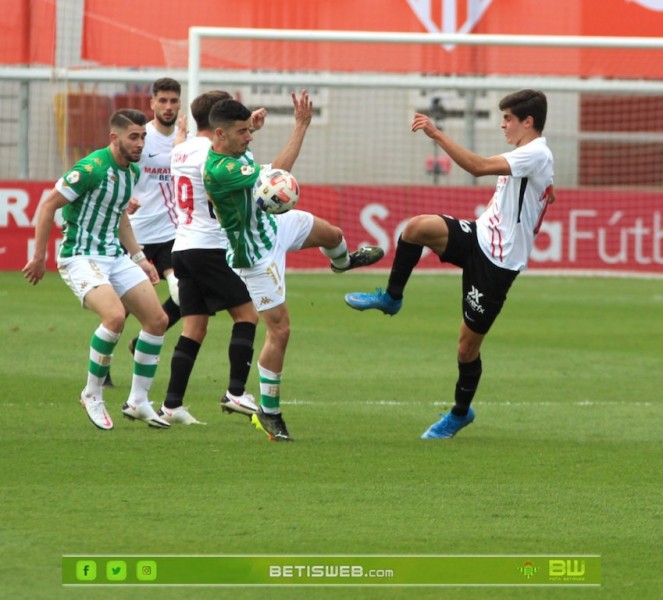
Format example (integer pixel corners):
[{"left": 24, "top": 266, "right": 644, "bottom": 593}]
[
  {"left": 185, "top": 323, "right": 207, "bottom": 342},
  {"left": 401, "top": 215, "right": 429, "bottom": 244},
  {"left": 105, "top": 310, "right": 127, "bottom": 333},
  {"left": 148, "top": 309, "right": 169, "bottom": 335},
  {"left": 457, "top": 341, "right": 481, "bottom": 363},
  {"left": 231, "top": 302, "right": 258, "bottom": 325},
  {"left": 277, "top": 324, "right": 291, "bottom": 344},
  {"left": 310, "top": 216, "right": 341, "bottom": 244},
  {"left": 269, "top": 321, "right": 290, "bottom": 347},
  {"left": 329, "top": 225, "right": 343, "bottom": 247}
]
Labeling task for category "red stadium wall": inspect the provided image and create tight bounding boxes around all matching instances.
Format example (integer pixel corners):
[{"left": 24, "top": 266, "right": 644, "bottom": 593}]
[
  {"left": 77, "top": 0, "right": 663, "bottom": 77},
  {"left": 3, "top": 181, "right": 662, "bottom": 276},
  {"left": 0, "top": 0, "right": 55, "bottom": 65},
  {"left": 5, "top": 0, "right": 663, "bottom": 78}
]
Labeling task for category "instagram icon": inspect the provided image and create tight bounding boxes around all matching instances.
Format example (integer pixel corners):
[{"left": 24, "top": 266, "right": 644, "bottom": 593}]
[{"left": 136, "top": 560, "right": 157, "bottom": 581}]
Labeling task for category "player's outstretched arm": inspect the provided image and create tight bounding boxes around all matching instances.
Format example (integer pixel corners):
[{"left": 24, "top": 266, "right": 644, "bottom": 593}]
[
  {"left": 271, "top": 90, "right": 313, "bottom": 172},
  {"left": 411, "top": 112, "right": 510, "bottom": 178}
]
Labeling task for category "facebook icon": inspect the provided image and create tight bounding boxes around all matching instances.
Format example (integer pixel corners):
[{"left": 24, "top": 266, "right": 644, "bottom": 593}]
[{"left": 75, "top": 560, "right": 97, "bottom": 581}]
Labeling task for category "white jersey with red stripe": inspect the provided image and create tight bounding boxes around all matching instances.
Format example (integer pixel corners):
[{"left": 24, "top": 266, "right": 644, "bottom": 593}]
[
  {"left": 128, "top": 121, "right": 178, "bottom": 244},
  {"left": 171, "top": 135, "right": 229, "bottom": 251},
  {"left": 476, "top": 136, "right": 554, "bottom": 271}
]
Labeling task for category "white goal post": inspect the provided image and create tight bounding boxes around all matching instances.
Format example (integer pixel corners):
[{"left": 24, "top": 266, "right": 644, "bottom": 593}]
[
  {"left": 183, "top": 28, "right": 663, "bottom": 276},
  {"left": 187, "top": 27, "right": 663, "bottom": 133}
]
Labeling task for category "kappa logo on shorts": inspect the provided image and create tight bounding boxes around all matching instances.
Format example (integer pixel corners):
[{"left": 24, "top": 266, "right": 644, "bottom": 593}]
[
  {"left": 259, "top": 296, "right": 272, "bottom": 306},
  {"left": 465, "top": 286, "right": 485, "bottom": 314}
]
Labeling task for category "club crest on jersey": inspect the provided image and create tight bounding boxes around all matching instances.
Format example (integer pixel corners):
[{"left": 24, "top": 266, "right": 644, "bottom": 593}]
[
  {"left": 65, "top": 171, "right": 80, "bottom": 184},
  {"left": 240, "top": 165, "right": 255, "bottom": 176}
]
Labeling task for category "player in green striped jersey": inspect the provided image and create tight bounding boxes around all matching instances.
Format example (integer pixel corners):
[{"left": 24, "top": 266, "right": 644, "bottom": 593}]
[
  {"left": 204, "top": 92, "right": 383, "bottom": 441},
  {"left": 23, "top": 109, "right": 171, "bottom": 431}
]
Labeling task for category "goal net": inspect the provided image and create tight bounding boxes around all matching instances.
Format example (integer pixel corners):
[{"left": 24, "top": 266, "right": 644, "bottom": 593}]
[{"left": 187, "top": 28, "right": 663, "bottom": 275}]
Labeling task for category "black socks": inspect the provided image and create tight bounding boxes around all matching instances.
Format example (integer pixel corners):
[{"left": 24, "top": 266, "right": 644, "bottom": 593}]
[
  {"left": 386, "top": 236, "right": 423, "bottom": 301},
  {"left": 451, "top": 356, "right": 482, "bottom": 417}
]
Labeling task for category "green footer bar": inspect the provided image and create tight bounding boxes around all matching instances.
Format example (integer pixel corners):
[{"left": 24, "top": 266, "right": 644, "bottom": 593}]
[{"left": 63, "top": 554, "right": 600, "bottom": 586}]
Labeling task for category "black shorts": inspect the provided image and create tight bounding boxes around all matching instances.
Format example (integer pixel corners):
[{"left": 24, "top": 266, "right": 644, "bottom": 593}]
[
  {"left": 141, "top": 240, "right": 175, "bottom": 280},
  {"left": 439, "top": 215, "right": 519, "bottom": 335},
  {"left": 172, "top": 248, "right": 252, "bottom": 317}
]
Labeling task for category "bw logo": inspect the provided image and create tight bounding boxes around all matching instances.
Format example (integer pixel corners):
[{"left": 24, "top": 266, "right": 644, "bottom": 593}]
[{"left": 549, "top": 559, "right": 586, "bottom": 578}]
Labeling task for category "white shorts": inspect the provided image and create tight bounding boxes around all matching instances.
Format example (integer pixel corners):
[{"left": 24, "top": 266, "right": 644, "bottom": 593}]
[
  {"left": 234, "top": 209, "right": 314, "bottom": 312},
  {"left": 58, "top": 254, "right": 149, "bottom": 305}
]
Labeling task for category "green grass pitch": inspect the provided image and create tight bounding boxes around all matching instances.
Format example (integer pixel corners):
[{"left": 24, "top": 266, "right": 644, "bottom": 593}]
[{"left": 0, "top": 270, "right": 661, "bottom": 599}]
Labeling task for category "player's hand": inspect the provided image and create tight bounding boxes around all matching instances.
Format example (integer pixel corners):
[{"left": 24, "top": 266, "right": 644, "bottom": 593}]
[
  {"left": 126, "top": 197, "right": 141, "bottom": 215},
  {"left": 291, "top": 90, "right": 313, "bottom": 127},
  {"left": 251, "top": 108, "right": 267, "bottom": 132},
  {"left": 174, "top": 112, "right": 188, "bottom": 146},
  {"left": 22, "top": 258, "right": 46, "bottom": 285},
  {"left": 411, "top": 113, "right": 439, "bottom": 139},
  {"left": 139, "top": 260, "right": 160, "bottom": 285},
  {"left": 177, "top": 112, "right": 187, "bottom": 131}
]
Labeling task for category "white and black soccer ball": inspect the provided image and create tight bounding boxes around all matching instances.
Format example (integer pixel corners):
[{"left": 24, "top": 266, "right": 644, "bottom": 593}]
[{"left": 252, "top": 168, "right": 299, "bottom": 214}]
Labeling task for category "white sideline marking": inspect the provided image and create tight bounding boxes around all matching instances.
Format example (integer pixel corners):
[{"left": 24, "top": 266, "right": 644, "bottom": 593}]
[{"left": 282, "top": 400, "right": 654, "bottom": 407}]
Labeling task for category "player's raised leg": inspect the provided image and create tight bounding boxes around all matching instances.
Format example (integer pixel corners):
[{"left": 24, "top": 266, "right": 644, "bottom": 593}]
[
  {"left": 302, "top": 216, "right": 384, "bottom": 273},
  {"left": 345, "top": 215, "right": 447, "bottom": 313}
]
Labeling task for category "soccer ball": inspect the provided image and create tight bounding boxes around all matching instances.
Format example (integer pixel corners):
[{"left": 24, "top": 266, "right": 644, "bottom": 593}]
[{"left": 252, "top": 168, "right": 299, "bottom": 214}]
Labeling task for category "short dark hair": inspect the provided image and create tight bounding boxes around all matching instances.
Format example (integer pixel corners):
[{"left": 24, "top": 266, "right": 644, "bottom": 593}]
[
  {"left": 209, "top": 99, "right": 252, "bottom": 129},
  {"left": 499, "top": 89, "right": 547, "bottom": 132},
  {"left": 190, "top": 90, "right": 232, "bottom": 131},
  {"left": 152, "top": 77, "right": 181, "bottom": 96},
  {"left": 110, "top": 109, "right": 147, "bottom": 130}
]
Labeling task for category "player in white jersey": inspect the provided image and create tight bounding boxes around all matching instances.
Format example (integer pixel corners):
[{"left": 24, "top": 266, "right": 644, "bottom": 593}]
[
  {"left": 22, "top": 109, "right": 170, "bottom": 430},
  {"left": 156, "top": 91, "right": 266, "bottom": 425},
  {"left": 105, "top": 78, "right": 183, "bottom": 388},
  {"left": 345, "top": 89, "right": 555, "bottom": 440}
]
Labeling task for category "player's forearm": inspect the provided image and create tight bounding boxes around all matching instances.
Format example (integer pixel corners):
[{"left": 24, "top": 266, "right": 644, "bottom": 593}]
[
  {"left": 31, "top": 194, "right": 62, "bottom": 261},
  {"left": 31, "top": 211, "right": 55, "bottom": 261},
  {"left": 431, "top": 131, "right": 486, "bottom": 176},
  {"left": 272, "top": 123, "right": 309, "bottom": 172},
  {"left": 118, "top": 213, "right": 142, "bottom": 256},
  {"left": 432, "top": 131, "right": 510, "bottom": 177}
]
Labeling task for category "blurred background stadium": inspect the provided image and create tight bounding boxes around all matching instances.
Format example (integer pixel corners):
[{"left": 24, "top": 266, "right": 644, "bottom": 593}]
[{"left": 2, "top": 0, "right": 662, "bottom": 275}]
